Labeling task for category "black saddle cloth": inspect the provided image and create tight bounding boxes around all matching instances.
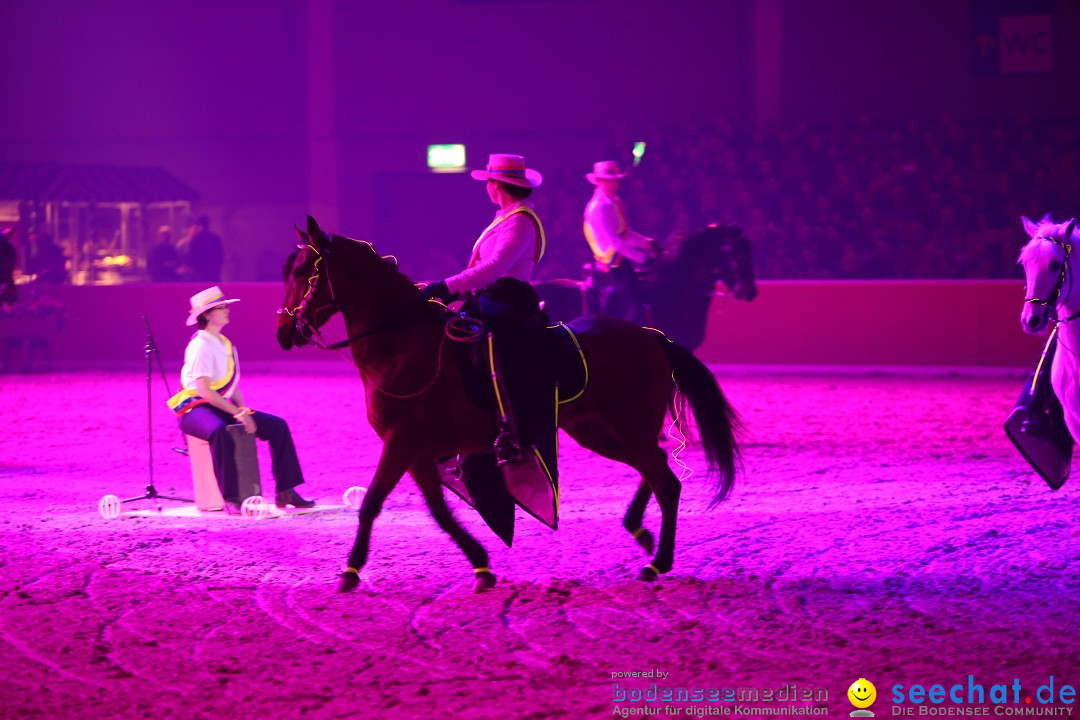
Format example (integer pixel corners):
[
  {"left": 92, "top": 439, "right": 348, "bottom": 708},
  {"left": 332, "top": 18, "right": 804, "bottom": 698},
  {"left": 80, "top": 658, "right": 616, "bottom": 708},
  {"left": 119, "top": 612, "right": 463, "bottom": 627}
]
[
  {"left": 1004, "top": 335, "right": 1074, "bottom": 491},
  {"left": 438, "top": 279, "right": 588, "bottom": 545}
]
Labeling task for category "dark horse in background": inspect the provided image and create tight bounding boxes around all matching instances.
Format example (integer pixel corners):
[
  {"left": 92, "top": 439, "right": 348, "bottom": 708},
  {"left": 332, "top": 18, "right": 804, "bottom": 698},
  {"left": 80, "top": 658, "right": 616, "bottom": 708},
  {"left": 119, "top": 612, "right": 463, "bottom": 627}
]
[
  {"left": 535, "top": 224, "right": 757, "bottom": 350},
  {"left": 278, "top": 217, "right": 742, "bottom": 592}
]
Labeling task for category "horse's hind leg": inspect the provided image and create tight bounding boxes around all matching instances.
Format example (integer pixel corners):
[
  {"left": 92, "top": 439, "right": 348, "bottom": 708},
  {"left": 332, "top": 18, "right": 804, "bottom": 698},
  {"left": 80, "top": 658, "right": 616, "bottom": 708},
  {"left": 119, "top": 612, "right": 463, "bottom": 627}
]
[
  {"left": 340, "top": 443, "right": 411, "bottom": 593},
  {"left": 565, "top": 420, "right": 658, "bottom": 556},
  {"left": 623, "top": 481, "right": 655, "bottom": 555},
  {"left": 633, "top": 447, "right": 682, "bottom": 581},
  {"left": 410, "top": 460, "right": 495, "bottom": 593}
]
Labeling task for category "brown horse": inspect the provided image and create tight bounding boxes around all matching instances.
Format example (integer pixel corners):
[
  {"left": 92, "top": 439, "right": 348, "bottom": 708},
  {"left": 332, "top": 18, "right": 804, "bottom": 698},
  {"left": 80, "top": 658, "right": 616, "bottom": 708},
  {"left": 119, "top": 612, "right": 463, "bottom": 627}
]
[{"left": 277, "top": 216, "right": 742, "bottom": 592}]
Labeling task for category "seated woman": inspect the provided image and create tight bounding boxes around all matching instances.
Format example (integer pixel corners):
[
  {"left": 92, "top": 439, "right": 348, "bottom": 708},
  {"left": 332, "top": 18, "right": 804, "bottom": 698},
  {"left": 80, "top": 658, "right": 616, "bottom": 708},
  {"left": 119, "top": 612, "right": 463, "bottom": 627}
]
[{"left": 168, "top": 286, "right": 315, "bottom": 513}]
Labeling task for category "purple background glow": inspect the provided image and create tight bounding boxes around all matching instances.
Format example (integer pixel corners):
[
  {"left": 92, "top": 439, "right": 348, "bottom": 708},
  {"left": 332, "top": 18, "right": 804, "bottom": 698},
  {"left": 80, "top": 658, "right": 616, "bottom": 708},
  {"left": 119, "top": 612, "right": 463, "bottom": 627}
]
[{"left": 1, "top": 0, "right": 1079, "bottom": 281}]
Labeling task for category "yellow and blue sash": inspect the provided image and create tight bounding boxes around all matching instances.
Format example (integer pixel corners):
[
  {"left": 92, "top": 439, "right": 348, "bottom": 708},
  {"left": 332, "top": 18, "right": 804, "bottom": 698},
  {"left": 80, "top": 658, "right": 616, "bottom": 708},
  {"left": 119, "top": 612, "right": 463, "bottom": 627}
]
[
  {"left": 468, "top": 206, "right": 546, "bottom": 268},
  {"left": 166, "top": 334, "right": 238, "bottom": 417}
]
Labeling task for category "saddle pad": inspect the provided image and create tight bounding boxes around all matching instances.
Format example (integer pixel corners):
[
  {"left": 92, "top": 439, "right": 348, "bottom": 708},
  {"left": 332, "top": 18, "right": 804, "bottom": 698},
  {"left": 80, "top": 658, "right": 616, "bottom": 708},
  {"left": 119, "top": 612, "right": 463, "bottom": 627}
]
[
  {"left": 550, "top": 323, "right": 588, "bottom": 404},
  {"left": 448, "top": 320, "right": 586, "bottom": 409},
  {"left": 1004, "top": 408, "right": 1072, "bottom": 491}
]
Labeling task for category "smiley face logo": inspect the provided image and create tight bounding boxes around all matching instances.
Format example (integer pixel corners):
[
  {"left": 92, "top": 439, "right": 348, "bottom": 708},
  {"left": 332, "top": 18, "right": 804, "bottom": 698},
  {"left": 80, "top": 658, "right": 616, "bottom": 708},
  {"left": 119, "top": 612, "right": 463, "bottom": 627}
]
[{"left": 848, "top": 678, "right": 877, "bottom": 709}]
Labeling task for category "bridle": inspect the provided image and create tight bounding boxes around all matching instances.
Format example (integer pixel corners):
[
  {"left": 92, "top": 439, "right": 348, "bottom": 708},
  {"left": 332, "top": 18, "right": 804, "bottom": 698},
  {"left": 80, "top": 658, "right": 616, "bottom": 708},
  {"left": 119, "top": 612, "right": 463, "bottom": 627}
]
[
  {"left": 277, "top": 231, "right": 462, "bottom": 399},
  {"left": 1023, "top": 223, "right": 1080, "bottom": 390},
  {"left": 277, "top": 241, "right": 343, "bottom": 349},
  {"left": 277, "top": 233, "right": 431, "bottom": 352},
  {"left": 1024, "top": 223, "right": 1076, "bottom": 314}
]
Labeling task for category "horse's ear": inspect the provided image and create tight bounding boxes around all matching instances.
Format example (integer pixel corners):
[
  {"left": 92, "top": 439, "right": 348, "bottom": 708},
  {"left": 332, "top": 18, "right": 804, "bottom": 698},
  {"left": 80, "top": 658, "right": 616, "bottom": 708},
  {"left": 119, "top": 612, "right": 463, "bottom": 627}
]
[
  {"left": 1021, "top": 216, "right": 1039, "bottom": 238},
  {"left": 293, "top": 224, "right": 306, "bottom": 240}
]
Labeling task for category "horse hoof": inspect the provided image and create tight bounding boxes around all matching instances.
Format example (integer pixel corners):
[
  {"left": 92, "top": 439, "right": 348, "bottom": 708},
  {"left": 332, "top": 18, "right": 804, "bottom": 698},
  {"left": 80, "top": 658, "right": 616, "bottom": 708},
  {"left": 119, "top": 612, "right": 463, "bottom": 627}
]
[
  {"left": 338, "top": 571, "right": 360, "bottom": 593},
  {"left": 474, "top": 571, "right": 497, "bottom": 593},
  {"left": 635, "top": 529, "right": 655, "bottom": 555},
  {"left": 638, "top": 566, "right": 659, "bottom": 582}
]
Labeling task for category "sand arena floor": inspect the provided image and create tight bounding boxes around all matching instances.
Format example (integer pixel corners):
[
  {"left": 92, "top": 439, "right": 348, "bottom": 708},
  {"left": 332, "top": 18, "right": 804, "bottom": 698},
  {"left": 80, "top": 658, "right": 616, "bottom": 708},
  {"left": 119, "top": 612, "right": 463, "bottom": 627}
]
[{"left": 0, "top": 364, "right": 1077, "bottom": 720}]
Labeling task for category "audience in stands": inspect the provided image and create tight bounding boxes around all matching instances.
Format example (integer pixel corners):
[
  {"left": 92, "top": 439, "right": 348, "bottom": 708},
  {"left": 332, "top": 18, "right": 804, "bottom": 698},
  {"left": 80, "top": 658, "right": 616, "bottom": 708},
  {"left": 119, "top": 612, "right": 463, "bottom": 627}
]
[{"left": 529, "top": 113, "right": 1078, "bottom": 281}]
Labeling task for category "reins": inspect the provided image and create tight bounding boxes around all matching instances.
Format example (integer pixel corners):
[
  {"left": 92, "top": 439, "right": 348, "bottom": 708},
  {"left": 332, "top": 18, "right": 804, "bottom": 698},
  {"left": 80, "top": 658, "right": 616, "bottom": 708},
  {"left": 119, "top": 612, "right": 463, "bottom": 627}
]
[{"left": 279, "top": 234, "right": 483, "bottom": 399}]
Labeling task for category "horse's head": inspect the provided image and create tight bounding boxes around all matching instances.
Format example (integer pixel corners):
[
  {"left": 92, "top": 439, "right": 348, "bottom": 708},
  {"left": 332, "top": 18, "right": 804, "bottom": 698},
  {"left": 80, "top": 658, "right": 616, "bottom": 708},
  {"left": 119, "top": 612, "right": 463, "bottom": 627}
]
[
  {"left": 277, "top": 215, "right": 338, "bottom": 349},
  {"left": 679, "top": 224, "right": 758, "bottom": 302},
  {"left": 719, "top": 226, "right": 758, "bottom": 302},
  {"left": 278, "top": 215, "right": 423, "bottom": 350},
  {"left": 1018, "top": 214, "right": 1077, "bottom": 335}
]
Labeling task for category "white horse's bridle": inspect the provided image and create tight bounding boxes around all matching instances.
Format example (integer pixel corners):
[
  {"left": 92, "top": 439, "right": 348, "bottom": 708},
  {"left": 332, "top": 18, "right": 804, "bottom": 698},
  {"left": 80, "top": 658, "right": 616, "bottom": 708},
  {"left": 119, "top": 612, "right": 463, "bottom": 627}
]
[
  {"left": 1025, "top": 220, "right": 1078, "bottom": 313},
  {"left": 1024, "top": 235, "right": 1072, "bottom": 309}
]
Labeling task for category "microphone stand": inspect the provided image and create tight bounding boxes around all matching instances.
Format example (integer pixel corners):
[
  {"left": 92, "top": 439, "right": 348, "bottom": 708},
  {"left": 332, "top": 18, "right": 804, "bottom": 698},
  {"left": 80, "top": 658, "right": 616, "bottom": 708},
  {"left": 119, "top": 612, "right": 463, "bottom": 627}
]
[{"left": 120, "top": 316, "right": 192, "bottom": 510}]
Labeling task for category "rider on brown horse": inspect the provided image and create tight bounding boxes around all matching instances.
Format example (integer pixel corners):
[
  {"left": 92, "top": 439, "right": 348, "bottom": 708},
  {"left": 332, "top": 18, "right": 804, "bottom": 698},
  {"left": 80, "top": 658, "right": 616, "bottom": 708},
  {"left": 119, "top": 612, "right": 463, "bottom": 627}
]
[{"left": 420, "top": 153, "right": 559, "bottom": 538}]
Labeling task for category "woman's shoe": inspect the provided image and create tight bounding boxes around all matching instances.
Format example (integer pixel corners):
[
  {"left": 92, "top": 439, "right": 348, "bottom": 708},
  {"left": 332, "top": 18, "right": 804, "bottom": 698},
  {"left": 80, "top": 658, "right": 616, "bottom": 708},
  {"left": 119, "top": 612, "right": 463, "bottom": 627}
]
[{"left": 275, "top": 488, "right": 316, "bottom": 509}]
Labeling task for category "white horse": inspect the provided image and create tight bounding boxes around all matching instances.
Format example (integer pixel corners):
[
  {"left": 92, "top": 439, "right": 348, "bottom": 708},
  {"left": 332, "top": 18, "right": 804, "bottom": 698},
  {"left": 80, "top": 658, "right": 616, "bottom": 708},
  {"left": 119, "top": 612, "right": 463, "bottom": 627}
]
[{"left": 1019, "top": 214, "right": 1080, "bottom": 443}]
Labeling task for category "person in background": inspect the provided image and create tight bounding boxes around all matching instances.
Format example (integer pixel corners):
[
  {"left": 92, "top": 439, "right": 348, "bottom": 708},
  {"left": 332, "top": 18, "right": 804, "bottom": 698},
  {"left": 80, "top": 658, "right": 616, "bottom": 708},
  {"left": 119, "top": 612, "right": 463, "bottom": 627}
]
[
  {"left": 29, "top": 233, "right": 68, "bottom": 283},
  {"left": 168, "top": 286, "right": 315, "bottom": 513},
  {"left": 583, "top": 160, "right": 656, "bottom": 321},
  {"left": 147, "top": 225, "right": 181, "bottom": 282},
  {"left": 185, "top": 216, "right": 224, "bottom": 282},
  {"left": 0, "top": 227, "right": 17, "bottom": 306}
]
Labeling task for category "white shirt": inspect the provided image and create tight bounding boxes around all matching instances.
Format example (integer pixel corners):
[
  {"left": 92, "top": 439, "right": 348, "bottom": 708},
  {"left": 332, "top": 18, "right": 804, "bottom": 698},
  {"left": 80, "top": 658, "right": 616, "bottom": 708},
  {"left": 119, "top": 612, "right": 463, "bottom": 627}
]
[
  {"left": 180, "top": 330, "right": 240, "bottom": 400},
  {"left": 446, "top": 200, "right": 540, "bottom": 294},
  {"left": 584, "top": 188, "right": 653, "bottom": 265}
]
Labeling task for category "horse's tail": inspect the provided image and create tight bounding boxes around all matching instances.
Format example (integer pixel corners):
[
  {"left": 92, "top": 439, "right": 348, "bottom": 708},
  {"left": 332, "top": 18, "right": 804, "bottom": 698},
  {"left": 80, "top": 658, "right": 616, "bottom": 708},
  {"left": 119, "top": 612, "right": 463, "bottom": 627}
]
[{"left": 658, "top": 337, "right": 743, "bottom": 506}]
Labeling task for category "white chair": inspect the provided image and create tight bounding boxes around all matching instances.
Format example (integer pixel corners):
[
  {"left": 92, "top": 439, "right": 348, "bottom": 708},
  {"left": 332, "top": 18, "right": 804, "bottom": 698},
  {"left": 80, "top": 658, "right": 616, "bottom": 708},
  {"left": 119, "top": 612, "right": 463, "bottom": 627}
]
[{"left": 185, "top": 425, "right": 262, "bottom": 510}]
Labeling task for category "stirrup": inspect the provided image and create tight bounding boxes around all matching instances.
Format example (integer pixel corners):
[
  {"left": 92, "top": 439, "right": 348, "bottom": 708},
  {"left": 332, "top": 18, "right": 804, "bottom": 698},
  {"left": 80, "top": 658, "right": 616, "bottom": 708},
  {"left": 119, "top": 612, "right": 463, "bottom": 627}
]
[
  {"left": 494, "top": 431, "right": 525, "bottom": 466},
  {"left": 436, "top": 455, "right": 462, "bottom": 479}
]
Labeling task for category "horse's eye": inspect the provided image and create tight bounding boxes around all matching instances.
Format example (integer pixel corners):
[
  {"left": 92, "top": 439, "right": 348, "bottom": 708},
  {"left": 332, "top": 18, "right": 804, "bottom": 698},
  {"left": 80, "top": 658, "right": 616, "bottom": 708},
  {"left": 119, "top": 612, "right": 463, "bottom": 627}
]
[{"left": 1050, "top": 261, "right": 1062, "bottom": 271}]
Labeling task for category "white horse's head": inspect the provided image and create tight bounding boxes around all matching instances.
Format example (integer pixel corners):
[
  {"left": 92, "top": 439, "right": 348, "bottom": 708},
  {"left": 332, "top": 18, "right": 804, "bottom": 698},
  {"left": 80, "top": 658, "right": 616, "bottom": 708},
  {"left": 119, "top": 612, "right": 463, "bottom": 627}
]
[{"left": 1019, "top": 214, "right": 1078, "bottom": 335}]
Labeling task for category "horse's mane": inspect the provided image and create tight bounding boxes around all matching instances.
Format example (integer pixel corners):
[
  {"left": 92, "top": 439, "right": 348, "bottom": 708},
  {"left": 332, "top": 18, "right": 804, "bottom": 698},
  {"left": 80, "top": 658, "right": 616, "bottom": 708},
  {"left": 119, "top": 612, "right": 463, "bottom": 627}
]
[
  {"left": 678, "top": 225, "right": 746, "bottom": 264},
  {"left": 1018, "top": 236, "right": 1060, "bottom": 267},
  {"left": 1018, "top": 214, "right": 1073, "bottom": 266},
  {"left": 660, "top": 225, "right": 748, "bottom": 283},
  {"left": 330, "top": 233, "right": 423, "bottom": 296}
]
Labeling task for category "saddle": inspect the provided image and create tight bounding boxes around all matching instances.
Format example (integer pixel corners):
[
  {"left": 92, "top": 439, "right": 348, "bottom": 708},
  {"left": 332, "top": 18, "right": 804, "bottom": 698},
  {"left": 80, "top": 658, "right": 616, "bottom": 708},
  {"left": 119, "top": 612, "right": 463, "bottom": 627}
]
[
  {"left": 1004, "top": 335, "right": 1073, "bottom": 490},
  {"left": 438, "top": 279, "right": 588, "bottom": 546}
]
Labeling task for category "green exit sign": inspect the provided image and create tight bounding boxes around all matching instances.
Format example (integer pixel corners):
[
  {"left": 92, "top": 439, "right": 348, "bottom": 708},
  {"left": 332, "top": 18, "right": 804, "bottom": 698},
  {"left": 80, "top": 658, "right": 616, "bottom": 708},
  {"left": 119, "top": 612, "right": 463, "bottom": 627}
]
[{"left": 427, "top": 144, "right": 466, "bottom": 172}]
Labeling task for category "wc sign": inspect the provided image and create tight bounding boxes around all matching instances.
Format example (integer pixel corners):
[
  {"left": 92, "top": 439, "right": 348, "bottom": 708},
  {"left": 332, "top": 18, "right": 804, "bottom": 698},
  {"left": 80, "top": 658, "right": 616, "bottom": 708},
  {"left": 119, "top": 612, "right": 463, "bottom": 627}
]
[
  {"left": 999, "top": 14, "right": 1054, "bottom": 73},
  {"left": 971, "top": 1, "right": 1054, "bottom": 77}
]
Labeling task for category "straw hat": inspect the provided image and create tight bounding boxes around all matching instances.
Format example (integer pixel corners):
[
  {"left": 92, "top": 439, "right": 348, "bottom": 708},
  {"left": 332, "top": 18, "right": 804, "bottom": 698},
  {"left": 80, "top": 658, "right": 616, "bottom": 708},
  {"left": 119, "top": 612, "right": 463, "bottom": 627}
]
[
  {"left": 186, "top": 286, "right": 240, "bottom": 326},
  {"left": 586, "top": 160, "right": 628, "bottom": 184},
  {"left": 470, "top": 153, "right": 543, "bottom": 188}
]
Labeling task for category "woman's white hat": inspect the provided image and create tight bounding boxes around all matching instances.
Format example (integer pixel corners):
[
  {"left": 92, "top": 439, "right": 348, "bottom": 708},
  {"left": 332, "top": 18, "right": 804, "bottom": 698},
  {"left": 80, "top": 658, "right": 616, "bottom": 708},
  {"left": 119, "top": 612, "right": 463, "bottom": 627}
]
[
  {"left": 586, "top": 160, "right": 628, "bottom": 184},
  {"left": 186, "top": 286, "right": 240, "bottom": 326},
  {"left": 470, "top": 153, "right": 543, "bottom": 188}
]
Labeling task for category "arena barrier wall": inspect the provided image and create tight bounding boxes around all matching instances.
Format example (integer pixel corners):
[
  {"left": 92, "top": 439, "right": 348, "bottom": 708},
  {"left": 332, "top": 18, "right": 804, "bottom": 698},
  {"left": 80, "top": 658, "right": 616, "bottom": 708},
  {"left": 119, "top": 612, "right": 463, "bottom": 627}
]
[
  {"left": 15, "top": 280, "right": 1042, "bottom": 369},
  {"left": 698, "top": 280, "right": 1041, "bottom": 367}
]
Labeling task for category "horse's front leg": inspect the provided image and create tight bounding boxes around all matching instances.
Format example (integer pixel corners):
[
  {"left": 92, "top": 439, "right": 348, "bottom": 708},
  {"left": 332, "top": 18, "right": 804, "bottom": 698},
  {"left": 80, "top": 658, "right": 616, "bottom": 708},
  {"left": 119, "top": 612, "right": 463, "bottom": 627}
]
[
  {"left": 339, "top": 441, "right": 413, "bottom": 593},
  {"left": 410, "top": 460, "right": 495, "bottom": 592}
]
